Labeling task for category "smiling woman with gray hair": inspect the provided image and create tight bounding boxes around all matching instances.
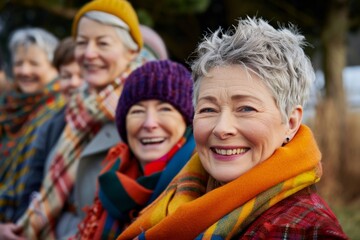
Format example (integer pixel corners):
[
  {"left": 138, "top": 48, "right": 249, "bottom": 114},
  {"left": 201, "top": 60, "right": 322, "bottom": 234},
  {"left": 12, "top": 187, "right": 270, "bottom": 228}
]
[
  {"left": 0, "top": 26, "right": 64, "bottom": 239},
  {"left": 8, "top": 27, "right": 59, "bottom": 94},
  {"left": 118, "top": 17, "right": 348, "bottom": 240},
  {"left": 3, "top": 0, "right": 155, "bottom": 239}
]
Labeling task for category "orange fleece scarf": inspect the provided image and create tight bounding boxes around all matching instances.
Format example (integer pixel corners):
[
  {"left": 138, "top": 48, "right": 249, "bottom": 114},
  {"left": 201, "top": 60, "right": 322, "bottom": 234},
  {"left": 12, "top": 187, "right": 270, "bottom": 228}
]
[{"left": 118, "top": 125, "right": 322, "bottom": 240}]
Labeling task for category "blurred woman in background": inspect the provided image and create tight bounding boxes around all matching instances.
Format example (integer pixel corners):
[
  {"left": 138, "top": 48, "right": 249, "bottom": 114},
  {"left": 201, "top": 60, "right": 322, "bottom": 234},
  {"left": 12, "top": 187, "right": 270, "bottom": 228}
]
[
  {"left": 11, "top": 0, "right": 154, "bottom": 239},
  {"left": 0, "top": 27, "right": 64, "bottom": 225}
]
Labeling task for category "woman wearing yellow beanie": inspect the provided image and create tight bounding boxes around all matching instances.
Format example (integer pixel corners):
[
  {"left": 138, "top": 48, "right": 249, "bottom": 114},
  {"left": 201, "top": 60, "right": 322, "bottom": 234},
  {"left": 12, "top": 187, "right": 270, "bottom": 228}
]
[{"left": 3, "top": 0, "right": 156, "bottom": 239}]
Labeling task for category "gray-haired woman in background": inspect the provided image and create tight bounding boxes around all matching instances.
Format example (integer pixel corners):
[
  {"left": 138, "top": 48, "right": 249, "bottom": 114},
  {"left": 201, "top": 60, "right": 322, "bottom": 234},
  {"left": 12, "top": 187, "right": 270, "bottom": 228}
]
[
  {"left": 8, "top": 27, "right": 59, "bottom": 94},
  {"left": 0, "top": 27, "right": 64, "bottom": 239},
  {"left": 0, "top": 0, "right": 157, "bottom": 239}
]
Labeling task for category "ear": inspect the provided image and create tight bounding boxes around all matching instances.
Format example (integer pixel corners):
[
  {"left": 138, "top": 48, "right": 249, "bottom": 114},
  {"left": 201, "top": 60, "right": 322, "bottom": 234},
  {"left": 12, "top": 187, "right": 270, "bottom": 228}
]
[
  {"left": 286, "top": 105, "right": 303, "bottom": 140},
  {"left": 126, "top": 50, "right": 139, "bottom": 63}
]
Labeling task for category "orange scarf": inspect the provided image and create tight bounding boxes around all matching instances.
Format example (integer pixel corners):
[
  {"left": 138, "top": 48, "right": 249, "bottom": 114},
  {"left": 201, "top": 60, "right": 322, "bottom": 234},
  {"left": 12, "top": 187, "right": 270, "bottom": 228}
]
[{"left": 118, "top": 125, "right": 322, "bottom": 240}]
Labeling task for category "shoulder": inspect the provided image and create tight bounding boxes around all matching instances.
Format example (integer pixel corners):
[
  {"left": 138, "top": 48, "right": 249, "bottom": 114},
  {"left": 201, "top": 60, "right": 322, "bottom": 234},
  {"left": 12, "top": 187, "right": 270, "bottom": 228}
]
[{"left": 242, "top": 186, "right": 349, "bottom": 239}]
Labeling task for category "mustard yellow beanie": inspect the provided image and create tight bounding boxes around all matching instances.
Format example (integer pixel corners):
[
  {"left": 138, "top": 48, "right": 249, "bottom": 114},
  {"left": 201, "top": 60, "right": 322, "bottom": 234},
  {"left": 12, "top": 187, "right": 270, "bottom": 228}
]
[{"left": 72, "top": 0, "right": 143, "bottom": 49}]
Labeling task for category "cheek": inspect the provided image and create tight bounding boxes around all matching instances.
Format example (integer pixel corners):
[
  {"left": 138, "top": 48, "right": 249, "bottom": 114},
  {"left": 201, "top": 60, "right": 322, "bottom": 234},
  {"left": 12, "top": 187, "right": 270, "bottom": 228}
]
[
  {"left": 193, "top": 119, "right": 210, "bottom": 146},
  {"left": 60, "top": 81, "right": 70, "bottom": 89},
  {"left": 74, "top": 48, "right": 83, "bottom": 61},
  {"left": 125, "top": 117, "right": 143, "bottom": 140}
]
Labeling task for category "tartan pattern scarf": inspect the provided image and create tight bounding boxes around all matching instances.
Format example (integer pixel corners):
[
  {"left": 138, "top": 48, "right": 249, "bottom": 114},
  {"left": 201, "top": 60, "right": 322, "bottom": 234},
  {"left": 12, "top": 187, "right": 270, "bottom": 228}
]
[
  {"left": 118, "top": 125, "right": 322, "bottom": 240},
  {"left": 0, "top": 80, "right": 65, "bottom": 222},
  {"left": 76, "top": 128, "right": 195, "bottom": 240},
  {"left": 16, "top": 72, "right": 130, "bottom": 239}
]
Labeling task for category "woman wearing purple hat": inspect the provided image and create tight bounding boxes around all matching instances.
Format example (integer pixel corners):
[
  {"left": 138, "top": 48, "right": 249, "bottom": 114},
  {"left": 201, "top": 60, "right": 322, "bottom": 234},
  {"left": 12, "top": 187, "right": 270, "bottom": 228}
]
[{"left": 73, "top": 60, "right": 195, "bottom": 239}]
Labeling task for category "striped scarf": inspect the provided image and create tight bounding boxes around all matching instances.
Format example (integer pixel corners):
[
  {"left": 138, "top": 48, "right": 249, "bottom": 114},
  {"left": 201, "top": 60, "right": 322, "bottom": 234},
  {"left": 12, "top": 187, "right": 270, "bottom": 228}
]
[
  {"left": 118, "top": 125, "right": 322, "bottom": 240},
  {"left": 16, "top": 68, "right": 134, "bottom": 239},
  {"left": 0, "top": 80, "right": 65, "bottom": 222},
  {"left": 76, "top": 128, "right": 195, "bottom": 240}
]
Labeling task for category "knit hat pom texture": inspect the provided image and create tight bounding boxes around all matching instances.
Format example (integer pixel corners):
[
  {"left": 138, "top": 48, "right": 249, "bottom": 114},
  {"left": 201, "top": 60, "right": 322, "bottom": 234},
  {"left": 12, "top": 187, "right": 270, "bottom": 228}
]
[{"left": 116, "top": 60, "right": 193, "bottom": 142}]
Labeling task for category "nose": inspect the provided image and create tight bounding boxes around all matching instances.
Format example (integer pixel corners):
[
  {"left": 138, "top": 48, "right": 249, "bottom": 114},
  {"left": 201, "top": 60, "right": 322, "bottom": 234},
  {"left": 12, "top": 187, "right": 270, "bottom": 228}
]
[
  {"left": 16, "top": 63, "right": 31, "bottom": 75},
  {"left": 212, "top": 110, "right": 237, "bottom": 139},
  {"left": 83, "top": 42, "right": 98, "bottom": 59},
  {"left": 142, "top": 110, "right": 159, "bottom": 131},
  {"left": 70, "top": 75, "right": 83, "bottom": 88}
]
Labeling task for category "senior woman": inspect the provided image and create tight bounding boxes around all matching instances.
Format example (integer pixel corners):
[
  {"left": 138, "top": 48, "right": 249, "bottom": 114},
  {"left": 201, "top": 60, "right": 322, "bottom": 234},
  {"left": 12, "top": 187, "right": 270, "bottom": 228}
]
[
  {"left": 0, "top": 27, "right": 64, "bottom": 223},
  {"left": 73, "top": 60, "right": 195, "bottom": 239},
  {"left": 3, "top": 37, "right": 85, "bottom": 229},
  {"left": 4, "top": 0, "right": 153, "bottom": 239},
  {"left": 118, "top": 17, "right": 348, "bottom": 239}
]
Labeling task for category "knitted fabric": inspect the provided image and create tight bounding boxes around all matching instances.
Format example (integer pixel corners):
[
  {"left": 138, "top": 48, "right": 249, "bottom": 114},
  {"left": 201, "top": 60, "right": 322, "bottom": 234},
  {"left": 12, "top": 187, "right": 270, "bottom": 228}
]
[
  {"left": 116, "top": 60, "right": 193, "bottom": 143},
  {"left": 118, "top": 125, "right": 324, "bottom": 240},
  {"left": 16, "top": 56, "right": 145, "bottom": 239},
  {"left": 0, "top": 80, "right": 65, "bottom": 222},
  {"left": 75, "top": 128, "right": 195, "bottom": 240},
  {"left": 72, "top": 0, "right": 142, "bottom": 49}
]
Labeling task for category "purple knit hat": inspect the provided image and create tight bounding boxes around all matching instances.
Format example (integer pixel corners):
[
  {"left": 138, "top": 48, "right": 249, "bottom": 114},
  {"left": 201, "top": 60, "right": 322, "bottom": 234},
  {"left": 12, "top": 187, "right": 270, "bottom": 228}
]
[{"left": 116, "top": 60, "right": 193, "bottom": 143}]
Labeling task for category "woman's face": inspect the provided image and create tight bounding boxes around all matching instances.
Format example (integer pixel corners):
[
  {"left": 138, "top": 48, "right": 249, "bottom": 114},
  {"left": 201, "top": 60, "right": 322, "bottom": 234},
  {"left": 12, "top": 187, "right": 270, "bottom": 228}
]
[
  {"left": 59, "top": 60, "right": 83, "bottom": 100},
  {"left": 193, "top": 65, "right": 289, "bottom": 183},
  {"left": 126, "top": 100, "right": 187, "bottom": 166},
  {"left": 75, "top": 17, "right": 137, "bottom": 92},
  {"left": 13, "top": 44, "right": 57, "bottom": 94}
]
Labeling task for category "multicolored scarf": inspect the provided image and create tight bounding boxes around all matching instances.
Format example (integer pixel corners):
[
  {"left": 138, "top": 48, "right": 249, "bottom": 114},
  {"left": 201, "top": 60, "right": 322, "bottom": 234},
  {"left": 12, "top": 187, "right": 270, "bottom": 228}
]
[
  {"left": 118, "top": 125, "right": 322, "bottom": 240},
  {"left": 0, "top": 79, "right": 65, "bottom": 222},
  {"left": 76, "top": 128, "right": 195, "bottom": 240},
  {"left": 16, "top": 62, "right": 142, "bottom": 239}
]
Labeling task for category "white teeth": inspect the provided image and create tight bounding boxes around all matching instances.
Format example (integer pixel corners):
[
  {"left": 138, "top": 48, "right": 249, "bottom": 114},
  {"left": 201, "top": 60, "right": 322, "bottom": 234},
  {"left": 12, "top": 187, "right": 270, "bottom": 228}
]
[
  {"left": 141, "top": 137, "right": 165, "bottom": 143},
  {"left": 214, "top": 148, "right": 247, "bottom": 156}
]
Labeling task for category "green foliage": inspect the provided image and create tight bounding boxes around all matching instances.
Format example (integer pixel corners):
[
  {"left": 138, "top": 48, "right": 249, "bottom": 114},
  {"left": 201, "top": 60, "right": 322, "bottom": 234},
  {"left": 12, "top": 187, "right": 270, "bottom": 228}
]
[
  {"left": 137, "top": 9, "right": 154, "bottom": 27},
  {"left": 161, "top": 0, "right": 211, "bottom": 14},
  {"left": 331, "top": 203, "right": 360, "bottom": 239}
]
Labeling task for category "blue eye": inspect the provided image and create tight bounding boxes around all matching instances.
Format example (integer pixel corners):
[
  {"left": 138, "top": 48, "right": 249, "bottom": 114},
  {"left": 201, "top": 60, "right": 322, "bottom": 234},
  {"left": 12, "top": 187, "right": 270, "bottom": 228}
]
[{"left": 240, "top": 106, "right": 255, "bottom": 112}]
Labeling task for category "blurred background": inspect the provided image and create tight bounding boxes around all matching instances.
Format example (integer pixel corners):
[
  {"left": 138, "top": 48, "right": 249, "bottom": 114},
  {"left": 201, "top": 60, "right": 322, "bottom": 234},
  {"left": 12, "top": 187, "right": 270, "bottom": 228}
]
[{"left": 1, "top": 0, "right": 359, "bottom": 238}]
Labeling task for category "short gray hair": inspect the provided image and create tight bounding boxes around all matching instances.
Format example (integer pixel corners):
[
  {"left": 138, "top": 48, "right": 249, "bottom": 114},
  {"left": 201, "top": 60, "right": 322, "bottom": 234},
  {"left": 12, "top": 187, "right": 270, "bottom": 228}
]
[
  {"left": 84, "top": 11, "right": 139, "bottom": 51},
  {"left": 190, "top": 17, "right": 315, "bottom": 122},
  {"left": 9, "top": 27, "right": 59, "bottom": 62}
]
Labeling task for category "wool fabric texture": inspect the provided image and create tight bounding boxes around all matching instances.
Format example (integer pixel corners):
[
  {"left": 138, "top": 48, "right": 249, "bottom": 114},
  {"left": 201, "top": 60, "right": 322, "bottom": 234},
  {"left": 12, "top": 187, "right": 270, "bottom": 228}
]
[
  {"left": 72, "top": 0, "right": 143, "bottom": 49},
  {"left": 16, "top": 52, "right": 149, "bottom": 239},
  {"left": 75, "top": 128, "right": 195, "bottom": 240},
  {"left": 117, "top": 125, "right": 346, "bottom": 240},
  {"left": 0, "top": 80, "right": 65, "bottom": 222},
  {"left": 116, "top": 60, "right": 193, "bottom": 143}
]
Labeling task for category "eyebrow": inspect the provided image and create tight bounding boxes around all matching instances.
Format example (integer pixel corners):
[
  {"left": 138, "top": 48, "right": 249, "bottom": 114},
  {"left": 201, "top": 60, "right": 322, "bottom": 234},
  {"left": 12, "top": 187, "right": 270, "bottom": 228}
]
[
  {"left": 76, "top": 35, "right": 112, "bottom": 40},
  {"left": 198, "top": 94, "right": 257, "bottom": 103}
]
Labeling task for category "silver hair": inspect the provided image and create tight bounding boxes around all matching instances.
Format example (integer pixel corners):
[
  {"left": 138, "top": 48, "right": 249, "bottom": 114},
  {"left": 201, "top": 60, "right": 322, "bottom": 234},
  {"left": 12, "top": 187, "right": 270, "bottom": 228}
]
[
  {"left": 190, "top": 17, "right": 315, "bottom": 122},
  {"left": 9, "top": 27, "right": 59, "bottom": 62},
  {"left": 84, "top": 11, "right": 139, "bottom": 51}
]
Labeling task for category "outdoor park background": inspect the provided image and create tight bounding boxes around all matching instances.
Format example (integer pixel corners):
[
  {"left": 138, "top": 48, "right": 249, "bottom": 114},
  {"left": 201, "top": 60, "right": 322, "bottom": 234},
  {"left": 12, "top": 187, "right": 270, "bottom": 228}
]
[{"left": 1, "top": 0, "right": 359, "bottom": 238}]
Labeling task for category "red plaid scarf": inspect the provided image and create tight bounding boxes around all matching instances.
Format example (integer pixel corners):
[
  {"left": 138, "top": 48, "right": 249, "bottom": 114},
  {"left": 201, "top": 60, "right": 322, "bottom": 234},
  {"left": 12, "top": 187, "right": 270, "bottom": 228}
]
[
  {"left": 0, "top": 80, "right": 65, "bottom": 221},
  {"left": 17, "top": 74, "right": 128, "bottom": 239}
]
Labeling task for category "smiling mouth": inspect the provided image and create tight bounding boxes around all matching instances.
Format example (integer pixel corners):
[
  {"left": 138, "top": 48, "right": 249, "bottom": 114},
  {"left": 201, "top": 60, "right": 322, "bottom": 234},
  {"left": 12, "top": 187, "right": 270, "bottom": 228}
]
[
  {"left": 83, "top": 64, "right": 104, "bottom": 71},
  {"left": 18, "top": 78, "right": 37, "bottom": 83},
  {"left": 141, "top": 137, "right": 165, "bottom": 145},
  {"left": 211, "top": 147, "right": 249, "bottom": 156}
]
